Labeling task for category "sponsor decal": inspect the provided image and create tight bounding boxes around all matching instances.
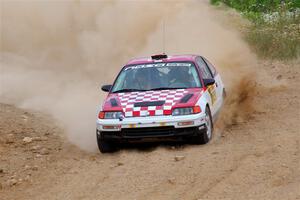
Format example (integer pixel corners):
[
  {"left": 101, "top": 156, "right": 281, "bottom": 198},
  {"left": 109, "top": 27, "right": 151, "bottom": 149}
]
[
  {"left": 125, "top": 62, "right": 192, "bottom": 71},
  {"left": 159, "top": 122, "right": 167, "bottom": 126},
  {"left": 129, "top": 124, "right": 136, "bottom": 128},
  {"left": 207, "top": 85, "right": 217, "bottom": 105}
]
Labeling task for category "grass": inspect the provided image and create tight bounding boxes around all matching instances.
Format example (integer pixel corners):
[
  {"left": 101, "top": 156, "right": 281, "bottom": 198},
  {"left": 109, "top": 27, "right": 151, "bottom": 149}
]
[{"left": 211, "top": 0, "right": 300, "bottom": 60}]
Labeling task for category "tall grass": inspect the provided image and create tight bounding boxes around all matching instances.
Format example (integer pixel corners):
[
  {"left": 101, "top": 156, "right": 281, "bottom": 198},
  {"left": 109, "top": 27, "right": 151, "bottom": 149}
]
[{"left": 211, "top": 0, "right": 300, "bottom": 60}]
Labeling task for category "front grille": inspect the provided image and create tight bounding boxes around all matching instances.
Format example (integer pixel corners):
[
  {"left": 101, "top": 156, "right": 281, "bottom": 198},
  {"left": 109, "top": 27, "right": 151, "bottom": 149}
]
[{"left": 122, "top": 126, "right": 197, "bottom": 137}]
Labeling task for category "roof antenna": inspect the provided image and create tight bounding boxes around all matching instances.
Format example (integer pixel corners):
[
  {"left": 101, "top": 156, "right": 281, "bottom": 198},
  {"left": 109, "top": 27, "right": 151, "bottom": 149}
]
[{"left": 162, "top": 18, "right": 166, "bottom": 54}]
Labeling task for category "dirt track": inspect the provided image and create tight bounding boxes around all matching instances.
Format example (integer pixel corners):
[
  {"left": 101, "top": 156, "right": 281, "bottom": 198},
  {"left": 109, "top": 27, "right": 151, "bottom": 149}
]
[{"left": 0, "top": 59, "right": 299, "bottom": 200}]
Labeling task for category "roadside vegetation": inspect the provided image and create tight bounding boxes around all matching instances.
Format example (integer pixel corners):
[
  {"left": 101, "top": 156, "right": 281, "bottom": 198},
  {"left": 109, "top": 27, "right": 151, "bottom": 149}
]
[{"left": 211, "top": 0, "right": 300, "bottom": 60}]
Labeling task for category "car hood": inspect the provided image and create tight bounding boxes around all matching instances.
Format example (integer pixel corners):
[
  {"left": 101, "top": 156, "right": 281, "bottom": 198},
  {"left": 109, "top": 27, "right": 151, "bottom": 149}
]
[{"left": 102, "top": 88, "right": 203, "bottom": 117}]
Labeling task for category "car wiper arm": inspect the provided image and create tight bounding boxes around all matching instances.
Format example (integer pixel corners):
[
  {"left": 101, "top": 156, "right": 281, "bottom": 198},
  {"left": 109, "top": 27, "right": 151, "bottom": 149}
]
[{"left": 112, "top": 88, "right": 147, "bottom": 93}]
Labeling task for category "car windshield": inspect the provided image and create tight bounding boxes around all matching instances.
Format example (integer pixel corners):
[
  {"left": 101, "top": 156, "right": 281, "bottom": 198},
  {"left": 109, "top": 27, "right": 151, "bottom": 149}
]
[{"left": 111, "top": 62, "right": 201, "bottom": 93}]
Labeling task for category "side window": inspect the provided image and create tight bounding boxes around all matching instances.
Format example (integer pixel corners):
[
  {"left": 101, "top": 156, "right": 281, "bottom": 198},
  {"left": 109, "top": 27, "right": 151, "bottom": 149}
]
[
  {"left": 203, "top": 57, "right": 216, "bottom": 77},
  {"left": 190, "top": 65, "right": 201, "bottom": 87},
  {"left": 196, "top": 57, "right": 213, "bottom": 79}
]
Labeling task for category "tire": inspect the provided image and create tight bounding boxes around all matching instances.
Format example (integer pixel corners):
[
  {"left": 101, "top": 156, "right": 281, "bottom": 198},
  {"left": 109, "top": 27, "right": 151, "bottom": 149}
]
[
  {"left": 191, "top": 106, "right": 213, "bottom": 144},
  {"left": 96, "top": 132, "right": 116, "bottom": 153}
]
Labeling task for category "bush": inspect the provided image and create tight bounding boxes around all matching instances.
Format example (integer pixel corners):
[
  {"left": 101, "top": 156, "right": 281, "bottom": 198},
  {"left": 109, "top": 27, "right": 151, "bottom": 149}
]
[
  {"left": 246, "top": 22, "right": 300, "bottom": 59},
  {"left": 211, "top": 0, "right": 300, "bottom": 60}
]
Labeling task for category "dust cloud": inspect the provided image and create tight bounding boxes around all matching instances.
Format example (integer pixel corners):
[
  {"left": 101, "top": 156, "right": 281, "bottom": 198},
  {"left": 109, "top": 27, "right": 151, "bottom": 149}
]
[{"left": 0, "top": 0, "right": 257, "bottom": 152}]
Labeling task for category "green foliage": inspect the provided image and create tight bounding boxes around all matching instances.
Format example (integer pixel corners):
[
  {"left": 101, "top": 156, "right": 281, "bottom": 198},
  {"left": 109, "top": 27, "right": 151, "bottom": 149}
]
[
  {"left": 210, "top": 0, "right": 300, "bottom": 12},
  {"left": 246, "top": 20, "right": 300, "bottom": 59},
  {"left": 210, "top": 0, "right": 300, "bottom": 60}
]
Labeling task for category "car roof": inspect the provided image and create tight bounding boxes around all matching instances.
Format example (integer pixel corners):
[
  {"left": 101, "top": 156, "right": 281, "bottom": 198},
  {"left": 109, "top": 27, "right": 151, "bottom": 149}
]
[{"left": 126, "top": 54, "right": 199, "bottom": 65}]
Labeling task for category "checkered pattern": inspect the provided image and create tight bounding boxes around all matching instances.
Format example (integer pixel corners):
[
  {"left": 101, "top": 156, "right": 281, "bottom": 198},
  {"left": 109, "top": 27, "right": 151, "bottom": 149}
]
[{"left": 118, "top": 89, "right": 188, "bottom": 117}]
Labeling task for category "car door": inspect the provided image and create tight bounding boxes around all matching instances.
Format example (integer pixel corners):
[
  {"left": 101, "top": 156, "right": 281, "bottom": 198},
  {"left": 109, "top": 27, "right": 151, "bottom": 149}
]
[
  {"left": 195, "top": 56, "right": 218, "bottom": 116},
  {"left": 202, "top": 57, "right": 224, "bottom": 114}
]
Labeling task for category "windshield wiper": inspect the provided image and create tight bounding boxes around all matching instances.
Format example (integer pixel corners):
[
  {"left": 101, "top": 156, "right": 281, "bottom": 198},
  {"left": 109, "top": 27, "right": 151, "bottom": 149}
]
[
  {"left": 150, "top": 87, "right": 188, "bottom": 91},
  {"left": 112, "top": 88, "right": 147, "bottom": 93}
]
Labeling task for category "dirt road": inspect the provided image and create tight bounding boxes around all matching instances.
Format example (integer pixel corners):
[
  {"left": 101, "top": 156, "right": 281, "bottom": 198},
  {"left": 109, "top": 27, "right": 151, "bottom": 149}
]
[
  {"left": 0, "top": 59, "right": 299, "bottom": 200},
  {"left": 0, "top": 1, "right": 299, "bottom": 199}
]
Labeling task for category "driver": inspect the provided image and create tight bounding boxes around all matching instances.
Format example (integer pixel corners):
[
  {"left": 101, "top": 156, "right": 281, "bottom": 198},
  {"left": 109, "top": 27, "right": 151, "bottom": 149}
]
[
  {"left": 135, "top": 68, "right": 152, "bottom": 90},
  {"left": 135, "top": 67, "right": 164, "bottom": 90},
  {"left": 169, "top": 66, "right": 192, "bottom": 87}
]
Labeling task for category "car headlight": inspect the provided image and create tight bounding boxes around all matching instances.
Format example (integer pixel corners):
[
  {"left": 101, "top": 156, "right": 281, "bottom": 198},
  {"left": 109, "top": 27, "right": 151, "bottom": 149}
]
[
  {"left": 98, "top": 111, "right": 123, "bottom": 119},
  {"left": 172, "top": 106, "right": 201, "bottom": 116}
]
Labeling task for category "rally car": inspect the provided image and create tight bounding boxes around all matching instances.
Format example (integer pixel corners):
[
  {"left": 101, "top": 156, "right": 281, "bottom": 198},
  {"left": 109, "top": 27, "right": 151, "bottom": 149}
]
[{"left": 96, "top": 54, "right": 225, "bottom": 153}]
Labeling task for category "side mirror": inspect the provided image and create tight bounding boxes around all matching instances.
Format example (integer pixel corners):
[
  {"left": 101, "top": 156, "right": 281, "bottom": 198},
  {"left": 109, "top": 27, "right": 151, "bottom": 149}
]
[
  {"left": 203, "top": 78, "right": 215, "bottom": 87},
  {"left": 101, "top": 84, "right": 112, "bottom": 92}
]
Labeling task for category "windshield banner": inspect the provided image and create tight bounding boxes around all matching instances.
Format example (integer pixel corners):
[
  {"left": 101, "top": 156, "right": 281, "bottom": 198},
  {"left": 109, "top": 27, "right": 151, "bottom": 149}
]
[{"left": 125, "top": 62, "right": 192, "bottom": 71}]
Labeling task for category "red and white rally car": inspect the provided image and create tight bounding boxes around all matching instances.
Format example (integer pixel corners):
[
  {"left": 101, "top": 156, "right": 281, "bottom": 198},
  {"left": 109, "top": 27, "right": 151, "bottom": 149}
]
[{"left": 96, "top": 54, "right": 225, "bottom": 153}]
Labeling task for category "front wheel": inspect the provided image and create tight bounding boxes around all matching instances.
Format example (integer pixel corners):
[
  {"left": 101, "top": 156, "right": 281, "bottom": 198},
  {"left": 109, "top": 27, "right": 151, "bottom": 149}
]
[
  {"left": 191, "top": 106, "right": 213, "bottom": 144},
  {"left": 96, "top": 132, "right": 116, "bottom": 153}
]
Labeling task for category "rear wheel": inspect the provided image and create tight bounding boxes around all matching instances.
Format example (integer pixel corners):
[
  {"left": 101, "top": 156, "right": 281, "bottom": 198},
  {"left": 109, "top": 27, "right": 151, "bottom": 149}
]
[
  {"left": 191, "top": 106, "right": 213, "bottom": 144},
  {"left": 96, "top": 131, "right": 116, "bottom": 153}
]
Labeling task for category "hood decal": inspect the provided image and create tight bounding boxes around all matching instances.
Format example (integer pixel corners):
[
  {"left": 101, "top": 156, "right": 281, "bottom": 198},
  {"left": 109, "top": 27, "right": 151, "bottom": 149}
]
[{"left": 117, "top": 89, "right": 188, "bottom": 117}]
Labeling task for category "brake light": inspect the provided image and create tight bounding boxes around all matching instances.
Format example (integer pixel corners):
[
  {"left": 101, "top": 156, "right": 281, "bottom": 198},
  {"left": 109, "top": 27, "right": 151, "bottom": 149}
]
[
  {"left": 98, "top": 111, "right": 105, "bottom": 119},
  {"left": 193, "top": 106, "right": 201, "bottom": 114}
]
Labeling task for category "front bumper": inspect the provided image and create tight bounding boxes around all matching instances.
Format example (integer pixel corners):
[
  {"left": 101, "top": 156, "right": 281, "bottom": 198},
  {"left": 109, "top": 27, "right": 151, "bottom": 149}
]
[
  {"left": 96, "top": 113, "right": 207, "bottom": 141},
  {"left": 97, "top": 125, "right": 207, "bottom": 141}
]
